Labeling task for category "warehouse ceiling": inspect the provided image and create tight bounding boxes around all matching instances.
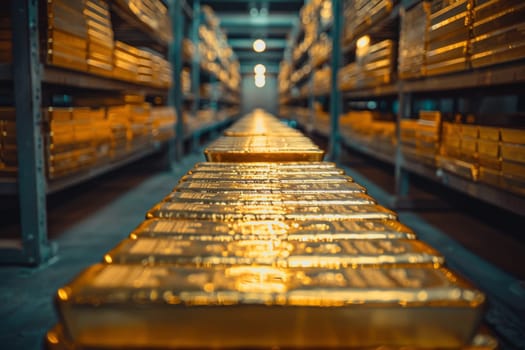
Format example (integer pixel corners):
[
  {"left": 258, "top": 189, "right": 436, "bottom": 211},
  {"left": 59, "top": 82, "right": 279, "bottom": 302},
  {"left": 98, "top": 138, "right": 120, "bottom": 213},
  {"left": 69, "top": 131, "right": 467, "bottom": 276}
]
[{"left": 200, "top": 0, "right": 304, "bottom": 74}]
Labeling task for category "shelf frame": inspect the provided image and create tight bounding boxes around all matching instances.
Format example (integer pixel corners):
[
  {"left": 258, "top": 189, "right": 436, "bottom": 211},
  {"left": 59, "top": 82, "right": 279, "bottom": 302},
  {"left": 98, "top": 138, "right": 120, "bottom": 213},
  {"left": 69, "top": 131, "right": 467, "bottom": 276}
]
[
  {"left": 42, "top": 66, "right": 168, "bottom": 95},
  {"left": 5, "top": 0, "right": 54, "bottom": 265}
]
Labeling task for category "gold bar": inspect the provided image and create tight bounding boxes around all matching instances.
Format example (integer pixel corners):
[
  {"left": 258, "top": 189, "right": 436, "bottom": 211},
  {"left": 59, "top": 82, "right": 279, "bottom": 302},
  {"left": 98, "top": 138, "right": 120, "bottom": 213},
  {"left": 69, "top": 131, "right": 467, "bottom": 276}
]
[
  {"left": 204, "top": 148, "right": 325, "bottom": 162},
  {"left": 56, "top": 264, "right": 485, "bottom": 349},
  {"left": 179, "top": 172, "right": 353, "bottom": 183},
  {"left": 163, "top": 191, "right": 375, "bottom": 206},
  {"left": 131, "top": 218, "right": 417, "bottom": 241},
  {"left": 188, "top": 167, "right": 345, "bottom": 175},
  {"left": 46, "top": 322, "right": 499, "bottom": 350},
  {"left": 146, "top": 202, "right": 397, "bottom": 221},
  {"left": 104, "top": 237, "right": 443, "bottom": 267},
  {"left": 193, "top": 161, "right": 338, "bottom": 169},
  {"left": 174, "top": 180, "right": 367, "bottom": 193}
]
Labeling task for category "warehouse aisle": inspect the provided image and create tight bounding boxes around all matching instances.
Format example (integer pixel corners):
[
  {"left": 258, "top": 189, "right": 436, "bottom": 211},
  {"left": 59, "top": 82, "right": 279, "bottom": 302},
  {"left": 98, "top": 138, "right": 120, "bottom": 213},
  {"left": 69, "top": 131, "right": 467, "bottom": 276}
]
[
  {"left": 0, "top": 152, "right": 204, "bottom": 349},
  {"left": 1, "top": 138, "right": 524, "bottom": 349}
]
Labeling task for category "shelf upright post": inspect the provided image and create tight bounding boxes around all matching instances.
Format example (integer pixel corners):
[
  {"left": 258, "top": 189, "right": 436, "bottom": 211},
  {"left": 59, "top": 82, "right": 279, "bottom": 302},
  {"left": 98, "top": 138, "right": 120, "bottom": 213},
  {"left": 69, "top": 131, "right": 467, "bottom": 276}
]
[
  {"left": 328, "top": 0, "right": 342, "bottom": 161},
  {"left": 189, "top": 0, "right": 201, "bottom": 153},
  {"left": 191, "top": 0, "right": 201, "bottom": 119},
  {"left": 395, "top": 85, "right": 411, "bottom": 197},
  {"left": 9, "top": 0, "right": 54, "bottom": 265},
  {"left": 168, "top": 0, "right": 185, "bottom": 163}
]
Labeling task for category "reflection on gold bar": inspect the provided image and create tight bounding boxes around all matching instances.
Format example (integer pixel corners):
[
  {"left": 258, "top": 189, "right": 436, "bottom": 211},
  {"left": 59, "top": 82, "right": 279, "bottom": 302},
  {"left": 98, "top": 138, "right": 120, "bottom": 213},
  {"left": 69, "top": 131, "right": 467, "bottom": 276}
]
[
  {"left": 146, "top": 202, "right": 397, "bottom": 221},
  {"left": 175, "top": 180, "right": 367, "bottom": 193},
  {"left": 188, "top": 167, "right": 345, "bottom": 175},
  {"left": 56, "top": 264, "right": 485, "bottom": 349},
  {"left": 163, "top": 191, "right": 375, "bottom": 206},
  {"left": 131, "top": 218, "right": 417, "bottom": 241},
  {"left": 179, "top": 172, "right": 354, "bottom": 183},
  {"left": 105, "top": 238, "right": 444, "bottom": 267},
  {"left": 193, "top": 161, "right": 338, "bottom": 169},
  {"left": 204, "top": 148, "right": 325, "bottom": 162}
]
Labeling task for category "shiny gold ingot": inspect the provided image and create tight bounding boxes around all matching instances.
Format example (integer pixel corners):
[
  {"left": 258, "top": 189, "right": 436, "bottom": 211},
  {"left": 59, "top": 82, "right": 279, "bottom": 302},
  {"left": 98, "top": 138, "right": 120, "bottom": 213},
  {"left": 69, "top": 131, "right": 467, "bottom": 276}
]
[
  {"left": 175, "top": 180, "right": 367, "bottom": 193},
  {"left": 188, "top": 167, "right": 345, "bottom": 175},
  {"left": 204, "top": 136, "right": 324, "bottom": 162},
  {"left": 163, "top": 191, "right": 375, "bottom": 206},
  {"left": 146, "top": 202, "right": 397, "bottom": 221},
  {"left": 46, "top": 321, "right": 498, "bottom": 350},
  {"left": 179, "top": 172, "right": 353, "bottom": 183},
  {"left": 205, "top": 148, "right": 325, "bottom": 162},
  {"left": 105, "top": 238, "right": 443, "bottom": 267},
  {"left": 193, "top": 161, "right": 337, "bottom": 169},
  {"left": 131, "top": 218, "right": 416, "bottom": 241},
  {"left": 56, "top": 264, "right": 485, "bottom": 349}
]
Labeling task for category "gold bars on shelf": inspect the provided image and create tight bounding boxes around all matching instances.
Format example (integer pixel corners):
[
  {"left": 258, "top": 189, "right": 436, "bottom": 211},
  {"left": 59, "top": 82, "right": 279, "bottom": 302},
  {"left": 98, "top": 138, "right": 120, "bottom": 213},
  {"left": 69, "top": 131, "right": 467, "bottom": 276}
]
[
  {"left": 204, "top": 136, "right": 324, "bottom": 162},
  {"left": 175, "top": 180, "right": 367, "bottom": 193},
  {"left": 105, "top": 237, "right": 443, "bottom": 267},
  {"left": 130, "top": 218, "right": 417, "bottom": 241},
  {"left": 48, "top": 111, "right": 489, "bottom": 350},
  {"left": 55, "top": 264, "right": 484, "bottom": 349},
  {"left": 146, "top": 202, "right": 397, "bottom": 221},
  {"left": 205, "top": 110, "right": 324, "bottom": 162},
  {"left": 163, "top": 191, "right": 375, "bottom": 206}
]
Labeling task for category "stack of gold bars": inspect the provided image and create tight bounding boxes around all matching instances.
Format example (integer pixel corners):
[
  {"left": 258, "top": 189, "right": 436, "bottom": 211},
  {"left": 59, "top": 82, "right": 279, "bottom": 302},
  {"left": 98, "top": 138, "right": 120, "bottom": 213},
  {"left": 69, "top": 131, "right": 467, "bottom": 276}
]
[
  {"left": 47, "top": 109, "right": 495, "bottom": 349},
  {"left": 46, "top": 0, "right": 88, "bottom": 72},
  {"left": 84, "top": 0, "right": 114, "bottom": 77}
]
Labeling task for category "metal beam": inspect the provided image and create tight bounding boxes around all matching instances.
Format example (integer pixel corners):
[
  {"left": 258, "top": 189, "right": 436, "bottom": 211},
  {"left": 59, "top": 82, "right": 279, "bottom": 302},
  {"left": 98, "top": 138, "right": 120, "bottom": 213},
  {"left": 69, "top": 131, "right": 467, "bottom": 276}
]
[
  {"left": 235, "top": 51, "right": 283, "bottom": 61},
  {"left": 168, "top": 0, "right": 184, "bottom": 162},
  {"left": 10, "top": 0, "right": 53, "bottom": 265},
  {"left": 328, "top": 0, "right": 342, "bottom": 161},
  {"left": 219, "top": 14, "right": 298, "bottom": 27},
  {"left": 228, "top": 38, "right": 287, "bottom": 49}
]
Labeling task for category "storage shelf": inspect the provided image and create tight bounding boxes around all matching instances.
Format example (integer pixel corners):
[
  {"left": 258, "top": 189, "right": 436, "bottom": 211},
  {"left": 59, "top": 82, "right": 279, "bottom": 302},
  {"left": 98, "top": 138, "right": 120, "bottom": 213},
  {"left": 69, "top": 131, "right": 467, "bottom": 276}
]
[
  {"left": 0, "top": 142, "right": 166, "bottom": 196},
  {"left": 342, "top": 138, "right": 395, "bottom": 165},
  {"left": 342, "top": 3, "right": 401, "bottom": 53},
  {"left": 401, "top": 62, "right": 525, "bottom": 93},
  {"left": 46, "top": 143, "right": 163, "bottom": 194},
  {"left": 401, "top": 159, "right": 525, "bottom": 217},
  {"left": 110, "top": 2, "right": 170, "bottom": 50},
  {"left": 42, "top": 66, "right": 168, "bottom": 95},
  {"left": 342, "top": 83, "right": 398, "bottom": 99}
]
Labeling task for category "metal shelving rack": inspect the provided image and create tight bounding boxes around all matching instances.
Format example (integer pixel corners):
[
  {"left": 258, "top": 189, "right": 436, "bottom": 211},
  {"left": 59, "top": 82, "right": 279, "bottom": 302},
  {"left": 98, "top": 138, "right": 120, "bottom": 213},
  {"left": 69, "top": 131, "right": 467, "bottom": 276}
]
[
  {"left": 0, "top": 0, "right": 185, "bottom": 265},
  {"left": 281, "top": 0, "right": 525, "bottom": 217}
]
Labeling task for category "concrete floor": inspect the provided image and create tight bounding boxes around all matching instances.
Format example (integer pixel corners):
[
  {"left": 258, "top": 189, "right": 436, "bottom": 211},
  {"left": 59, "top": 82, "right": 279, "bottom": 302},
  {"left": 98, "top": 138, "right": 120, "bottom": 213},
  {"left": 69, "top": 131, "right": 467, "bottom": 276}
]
[{"left": 0, "top": 145, "right": 524, "bottom": 349}]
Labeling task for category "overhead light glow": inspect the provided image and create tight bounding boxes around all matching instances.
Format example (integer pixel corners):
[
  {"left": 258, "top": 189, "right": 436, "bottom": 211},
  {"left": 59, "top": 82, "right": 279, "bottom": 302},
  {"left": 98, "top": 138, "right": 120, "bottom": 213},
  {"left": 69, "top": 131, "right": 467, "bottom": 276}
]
[
  {"left": 253, "top": 39, "right": 266, "bottom": 53},
  {"left": 356, "top": 35, "right": 370, "bottom": 49},
  {"left": 254, "top": 75, "right": 266, "bottom": 88},
  {"left": 254, "top": 64, "right": 266, "bottom": 75}
]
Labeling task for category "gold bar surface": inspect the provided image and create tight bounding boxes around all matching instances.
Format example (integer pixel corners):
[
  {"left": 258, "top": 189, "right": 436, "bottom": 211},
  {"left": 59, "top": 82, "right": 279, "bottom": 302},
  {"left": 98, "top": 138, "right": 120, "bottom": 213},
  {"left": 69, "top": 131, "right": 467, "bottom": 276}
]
[
  {"left": 193, "top": 161, "right": 338, "bottom": 169},
  {"left": 104, "top": 237, "right": 444, "bottom": 267},
  {"left": 179, "top": 172, "right": 354, "bottom": 183},
  {"left": 174, "top": 181, "right": 367, "bottom": 193},
  {"left": 163, "top": 191, "right": 375, "bottom": 206},
  {"left": 146, "top": 202, "right": 397, "bottom": 221},
  {"left": 56, "top": 264, "right": 485, "bottom": 349},
  {"left": 131, "top": 218, "right": 417, "bottom": 241}
]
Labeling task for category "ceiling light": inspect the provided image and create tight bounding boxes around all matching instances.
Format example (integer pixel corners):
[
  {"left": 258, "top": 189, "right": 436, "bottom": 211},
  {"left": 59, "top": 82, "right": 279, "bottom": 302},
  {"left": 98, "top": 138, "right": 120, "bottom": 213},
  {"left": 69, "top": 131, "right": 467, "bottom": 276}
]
[
  {"left": 254, "top": 64, "right": 266, "bottom": 75},
  {"left": 253, "top": 39, "right": 266, "bottom": 53},
  {"left": 254, "top": 75, "right": 266, "bottom": 88}
]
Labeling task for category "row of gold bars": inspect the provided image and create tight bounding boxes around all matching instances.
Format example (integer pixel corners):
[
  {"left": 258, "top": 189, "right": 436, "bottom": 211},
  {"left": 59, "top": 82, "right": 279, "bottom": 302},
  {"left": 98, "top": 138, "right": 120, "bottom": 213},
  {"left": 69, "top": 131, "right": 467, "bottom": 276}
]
[{"left": 46, "top": 109, "right": 496, "bottom": 350}]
